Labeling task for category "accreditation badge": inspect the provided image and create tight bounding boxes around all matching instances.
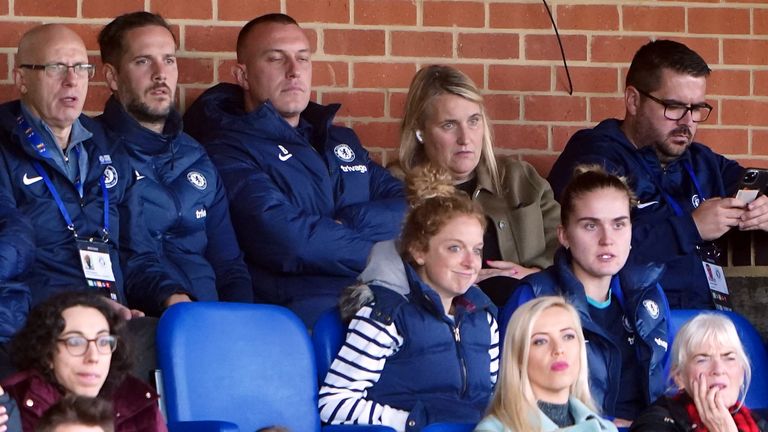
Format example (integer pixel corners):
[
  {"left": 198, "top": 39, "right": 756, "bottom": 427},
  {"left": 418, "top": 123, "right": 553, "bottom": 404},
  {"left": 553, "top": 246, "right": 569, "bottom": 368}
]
[{"left": 77, "top": 240, "right": 119, "bottom": 301}]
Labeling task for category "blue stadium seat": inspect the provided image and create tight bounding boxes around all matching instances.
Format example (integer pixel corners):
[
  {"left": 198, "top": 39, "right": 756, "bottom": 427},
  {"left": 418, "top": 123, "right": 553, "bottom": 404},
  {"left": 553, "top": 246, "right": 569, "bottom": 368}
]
[
  {"left": 421, "top": 423, "right": 476, "bottom": 432},
  {"left": 157, "top": 302, "right": 395, "bottom": 432},
  {"left": 312, "top": 307, "right": 345, "bottom": 384},
  {"left": 668, "top": 309, "right": 768, "bottom": 410}
]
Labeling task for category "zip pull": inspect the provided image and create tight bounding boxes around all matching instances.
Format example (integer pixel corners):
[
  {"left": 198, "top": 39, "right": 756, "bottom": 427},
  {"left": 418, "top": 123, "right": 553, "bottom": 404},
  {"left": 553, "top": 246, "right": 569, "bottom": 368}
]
[{"left": 453, "top": 326, "right": 461, "bottom": 343}]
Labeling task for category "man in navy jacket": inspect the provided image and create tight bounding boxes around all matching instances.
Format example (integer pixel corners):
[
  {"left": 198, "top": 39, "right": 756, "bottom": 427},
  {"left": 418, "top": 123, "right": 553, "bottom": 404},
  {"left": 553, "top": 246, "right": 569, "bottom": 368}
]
[
  {"left": 548, "top": 40, "right": 768, "bottom": 309},
  {"left": 97, "top": 12, "right": 253, "bottom": 316},
  {"left": 0, "top": 24, "right": 187, "bottom": 319},
  {"left": 184, "top": 13, "right": 406, "bottom": 326}
]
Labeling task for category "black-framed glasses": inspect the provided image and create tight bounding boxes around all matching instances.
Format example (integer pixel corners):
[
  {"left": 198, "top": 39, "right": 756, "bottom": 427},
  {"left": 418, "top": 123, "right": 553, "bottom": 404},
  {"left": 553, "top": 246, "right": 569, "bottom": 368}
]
[
  {"left": 57, "top": 335, "right": 117, "bottom": 356},
  {"left": 19, "top": 63, "right": 95, "bottom": 79},
  {"left": 636, "top": 88, "right": 713, "bottom": 122}
]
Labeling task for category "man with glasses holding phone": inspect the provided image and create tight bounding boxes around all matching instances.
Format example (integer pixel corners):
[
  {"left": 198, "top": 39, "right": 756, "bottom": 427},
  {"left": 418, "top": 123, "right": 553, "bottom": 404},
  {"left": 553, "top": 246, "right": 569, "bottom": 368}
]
[
  {"left": 547, "top": 39, "right": 768, "bottom": 310},
  {"left": 0, "top": 24, "right": 186, "bottom": 378}
]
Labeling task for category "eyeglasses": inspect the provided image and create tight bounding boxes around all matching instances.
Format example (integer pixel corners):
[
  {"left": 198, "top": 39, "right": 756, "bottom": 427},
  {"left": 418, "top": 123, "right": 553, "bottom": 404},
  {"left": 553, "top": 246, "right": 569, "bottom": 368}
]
[
  {"left": 57, "top": 335, "right": 117, "bottom": 356},
  {"left": 636, "top": 88, "right": 712, "bottom": 122},
  {"left": 19, "top": 63, "right": 96, "bottom": 79}
]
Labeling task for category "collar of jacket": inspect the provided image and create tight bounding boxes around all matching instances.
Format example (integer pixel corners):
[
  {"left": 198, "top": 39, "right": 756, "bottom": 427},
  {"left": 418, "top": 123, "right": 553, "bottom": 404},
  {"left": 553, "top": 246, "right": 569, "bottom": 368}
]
[
  {"left": 403, "top": 261, "right": 493, "bottom": 320},
  {"left": 596, "top": 118, "right": 696, "bottom": 171},
  {"left": 473, "top": 159, "right": 497, "bottom": 198},
  {"left": 101, "top": 95, "right": 182, "bottom": 156}
]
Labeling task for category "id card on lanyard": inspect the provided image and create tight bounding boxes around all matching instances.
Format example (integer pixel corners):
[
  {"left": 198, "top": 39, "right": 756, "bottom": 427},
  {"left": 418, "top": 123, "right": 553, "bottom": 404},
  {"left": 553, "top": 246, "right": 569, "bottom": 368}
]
[
  {"left": 17, "top": 116, "right": 119, "bottom": 301},
  {"left": 636, "top": 155, "right": 731, "bottom": 310}
]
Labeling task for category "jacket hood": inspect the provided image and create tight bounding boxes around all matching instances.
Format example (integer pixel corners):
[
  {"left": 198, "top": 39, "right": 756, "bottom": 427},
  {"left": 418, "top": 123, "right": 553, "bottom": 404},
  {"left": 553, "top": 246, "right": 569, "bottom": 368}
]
[
  {"left": 340, "top": 240, "right": 409, "bottom": 322},
  {"left": 183, "top": 82, "right": 341, "bottom": 148}
]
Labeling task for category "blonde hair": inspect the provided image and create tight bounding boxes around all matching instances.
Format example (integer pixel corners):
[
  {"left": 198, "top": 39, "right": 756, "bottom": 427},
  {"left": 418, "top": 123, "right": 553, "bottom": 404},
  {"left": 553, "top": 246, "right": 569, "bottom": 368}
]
[
  {"left": 398, "top": 65, "right": 501, "bottom": 195},
  {"left": 487, "top": 296, "right": 597, "bottom": 431},
  {"left": 669, "top": 313, "right": 751, "bottom": 408},
  {"left": 399, "top": 164, "right": 486, "bottom": 261}
]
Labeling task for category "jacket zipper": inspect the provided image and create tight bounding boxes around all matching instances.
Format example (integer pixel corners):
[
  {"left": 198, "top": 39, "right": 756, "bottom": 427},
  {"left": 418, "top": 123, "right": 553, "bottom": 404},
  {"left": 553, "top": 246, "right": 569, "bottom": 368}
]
[{"left": 451, "top": 323, "right": 468, "bottom": 396}]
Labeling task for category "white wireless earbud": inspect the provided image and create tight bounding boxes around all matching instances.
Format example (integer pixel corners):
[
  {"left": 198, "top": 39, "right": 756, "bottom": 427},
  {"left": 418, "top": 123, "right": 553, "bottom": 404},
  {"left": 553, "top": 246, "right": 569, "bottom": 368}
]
[{"left": 415, "top": 130, "right": 424, "bottom": 143}]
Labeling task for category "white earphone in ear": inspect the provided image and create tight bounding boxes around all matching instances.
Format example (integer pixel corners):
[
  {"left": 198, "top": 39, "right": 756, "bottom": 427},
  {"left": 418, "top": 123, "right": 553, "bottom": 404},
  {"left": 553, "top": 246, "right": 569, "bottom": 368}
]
[{"left": 415, "top": 130, "right": 424, "bottom": 143}]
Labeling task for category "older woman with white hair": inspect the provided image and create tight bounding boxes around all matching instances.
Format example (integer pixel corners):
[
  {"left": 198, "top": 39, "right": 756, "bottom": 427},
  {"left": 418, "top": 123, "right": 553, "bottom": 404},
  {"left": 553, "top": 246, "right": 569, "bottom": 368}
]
[{"left": 630, "top": 313, "right": 768, "bottom": 432}]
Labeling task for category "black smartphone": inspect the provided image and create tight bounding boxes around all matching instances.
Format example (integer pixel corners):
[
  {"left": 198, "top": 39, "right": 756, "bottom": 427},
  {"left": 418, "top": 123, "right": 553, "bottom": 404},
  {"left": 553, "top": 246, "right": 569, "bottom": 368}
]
[{"left": 735, "top": 168, "right": 768, "bottom": 204}]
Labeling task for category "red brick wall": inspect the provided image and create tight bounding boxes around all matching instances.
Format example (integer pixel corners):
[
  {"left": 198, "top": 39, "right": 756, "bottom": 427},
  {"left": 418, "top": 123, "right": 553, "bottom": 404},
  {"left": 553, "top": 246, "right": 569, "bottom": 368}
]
[{"left": 3, "top": 0, "right": 768, "bottom": 176}]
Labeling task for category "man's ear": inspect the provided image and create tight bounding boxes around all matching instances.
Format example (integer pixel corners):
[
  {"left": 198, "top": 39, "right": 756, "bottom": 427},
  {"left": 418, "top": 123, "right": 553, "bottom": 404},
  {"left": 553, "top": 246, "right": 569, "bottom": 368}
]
[
  {"left": 557, "top": 224, "right": 569, "bottom": 249},
  {"left": 625, "top": 85, "right": 641, "bottom": 116},
  {"left": 232, "top": 64, "right": 249, "bottom": 90},
  {"left": 13, "top": 67, "right": 27, "bottom": 95},
  {"left": 103, "top": 63, "right": 119, "bottom": 93}
]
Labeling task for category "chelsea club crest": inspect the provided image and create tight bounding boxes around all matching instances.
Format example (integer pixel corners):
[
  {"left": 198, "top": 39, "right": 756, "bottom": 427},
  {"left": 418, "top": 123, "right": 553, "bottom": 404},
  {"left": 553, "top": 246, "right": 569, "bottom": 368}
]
[{"left": 334, "top": 144, "right": 355, "bottom": 162}]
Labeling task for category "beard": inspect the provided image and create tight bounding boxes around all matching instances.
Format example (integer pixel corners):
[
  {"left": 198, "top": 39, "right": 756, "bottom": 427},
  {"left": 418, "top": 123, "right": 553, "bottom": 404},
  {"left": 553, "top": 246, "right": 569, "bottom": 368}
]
[
  {"left": 634, "top": 116, "right": 694, "bottom": 165},
  {"left": 123, "top": 84, "right": 174, "bottom": 125}
]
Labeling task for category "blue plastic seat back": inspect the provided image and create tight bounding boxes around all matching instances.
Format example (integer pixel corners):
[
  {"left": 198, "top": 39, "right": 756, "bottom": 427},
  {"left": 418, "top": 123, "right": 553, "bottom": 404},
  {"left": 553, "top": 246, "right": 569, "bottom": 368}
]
[
  {"left": 669, "top": 309, "right": 768, "bottom": 410},
  {"left": 312, "top": 307, "right": 346, "bottom": 384},
  {"left": 157, "top": 302, "right": 321, "bottom": 432}
]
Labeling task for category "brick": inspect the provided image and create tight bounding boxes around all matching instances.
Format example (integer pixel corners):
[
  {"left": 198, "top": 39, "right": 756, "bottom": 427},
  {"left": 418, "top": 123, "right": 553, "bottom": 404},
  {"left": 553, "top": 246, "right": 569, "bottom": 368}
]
[
  {"left": 524, "top": 34, "right": 587, "bottom": 62},
  {"left": 0, "top": 0, "right": 8, "bottom": 15},
  {"left": 350, "top": 121, "right": 400, "bottom": 149},
  {"left": 353, "top": 62, "right": 416, "bottom": 89},
  {"left": 689, "top": 8, "right": 750, "bottom": 35},
  {"left": 458, "top": 33, "right": 519, "bottom": 60},
  {"left": 489, "top": 3, "right": 551, "bottom": 30},
  {"left": 724, "top": 39, "right": 768, "bottom": 66},
  {"left": 591, "top": 36, "right": 650, "bottom": 63},
  {"left": 755, "top": 71, "right": 768, "bottom": 97},
  {"left": 392, "top": 31, "right": 452, "bottom": 58},
  {"left": 524, "top": 95, "right": 586, "bottom": 122},
  {"left": 557, "top": 67, "right": 619, "bottom": 94},
  {"left": 756, "top": 9, "right": 768, "bottom": 35},
  {"left": 185, "top": 25, "right": 240, "bottom": 53},
  {"left": 287, "top": 0, "right": 350, "bottom": 24},
  {"left": 622, "top": 6, "right": 685, "bottom": 33},
  {"left": 68, "top": 24, "right": 104, "bottom": 52},
  {"left": 556, "top": 5, "right": 619, "bottom": 31},
  {"left": 355, "top": 0, "right": 416, "bottom": 26},
  {"left": 181, "top": 87, "right": 207, "bottom": 112},
  {"left": 589, "top": 96, "right": 624, "bottom": 123},
  {"left": 553, "top": 125, "right": 585, "bottom": 152},
  {"left": 735, "top": 158, "right": 768, "bottom": 170},
  {"left": 520, "top": 154, "right": 558, "bottom": 178},
  {"left": 488, "top": 65, "right": 550, "bottom": 92},
  {"left": 670, "top": 38, "right": 720, "bottom": 66},
  {"left": 0, "top": 22, "right": 39, "bottom": 50},
  {"left": 217, "top": 59, "right": 239, "bottom": 84},
  {"left": 380, "top": 149, "right": 398, "bottom": 167},
  {"left": 389, "top": 91, "right": 407, "bottom": 119},
  {"left": 324, "top": 29, "right": 384, "bottom": 56},
  {"left": 83, "top": 84, "right": 111, "bottom": 113},
  {"left": 0, "top": 54, "right": 8, "bottom": 81},
  {"left": 177, "top": 57, "right": 214, "bottom": 85},
  {"left": 321, "top": 91, "right": 385, "bottom": 118},
  {"left": 218, "top": 0, "right": 280, "bottom": 21},
  {"left": 313, "top": 61, "right": 349, "bottom": 88},
  {"left": 483, "top": 94, "right": 520, "bottom": 121},
  {"left": 721, "top": 100, "right": 768, "bottom": 126},
  {"left": 751, "top": 130, "right": 768, "bottom": 156},
  {"left": 151, "top": 0, "right": 212, "bottom": 20},
  {"left": 16, "top": 0, "right": 75, "bottom": 17},
  {"left": 492, "top": 124, "right": 547, "bottom": 151},
  {"left": 82, "top": 0, "right": 144, "bottom": 18},
  {"left": 423, "top": 1, "right": 484, "bottom": 28},
  {"left": 708, "top": 69, "right": 750, "bottom": 97},
  {"left": 694, "top": 127, "right": 748, "bottom": 155}
]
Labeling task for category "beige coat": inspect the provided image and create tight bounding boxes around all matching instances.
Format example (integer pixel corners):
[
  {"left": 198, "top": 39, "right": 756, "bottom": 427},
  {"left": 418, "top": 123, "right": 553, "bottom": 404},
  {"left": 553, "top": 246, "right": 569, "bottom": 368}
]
[{"left": 390, "top": 157, "right": 560, "bottom": 269}]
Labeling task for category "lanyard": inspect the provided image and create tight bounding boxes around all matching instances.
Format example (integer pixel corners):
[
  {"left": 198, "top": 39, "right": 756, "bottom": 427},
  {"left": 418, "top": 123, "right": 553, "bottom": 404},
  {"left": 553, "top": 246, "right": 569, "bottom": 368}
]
[
  {"left": 636, "top": 153, "right": 706, "bottom": 217},
  {"left": 17, "top": 116, "right": 110, "bottom": 240}
]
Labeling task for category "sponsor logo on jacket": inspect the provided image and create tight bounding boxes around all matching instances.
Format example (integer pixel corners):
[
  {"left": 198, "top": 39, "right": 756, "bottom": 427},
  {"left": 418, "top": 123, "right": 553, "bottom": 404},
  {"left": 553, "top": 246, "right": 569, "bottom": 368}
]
[{"left": 340, "top": 164, "right": 368, "bottom": 174}]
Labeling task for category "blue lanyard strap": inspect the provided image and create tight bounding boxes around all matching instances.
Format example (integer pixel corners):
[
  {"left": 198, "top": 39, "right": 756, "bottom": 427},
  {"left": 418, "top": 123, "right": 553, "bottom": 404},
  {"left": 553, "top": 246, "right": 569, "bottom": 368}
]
[{"left": 18, "top": 116, "right": 110, "bottom": 241}]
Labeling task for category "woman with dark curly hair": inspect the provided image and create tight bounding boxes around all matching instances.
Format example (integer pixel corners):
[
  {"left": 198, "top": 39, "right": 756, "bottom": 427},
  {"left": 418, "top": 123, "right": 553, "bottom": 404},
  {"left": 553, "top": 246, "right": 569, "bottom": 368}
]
[{"left": 0, "top": 291, "right": 165, "bottom": 432}]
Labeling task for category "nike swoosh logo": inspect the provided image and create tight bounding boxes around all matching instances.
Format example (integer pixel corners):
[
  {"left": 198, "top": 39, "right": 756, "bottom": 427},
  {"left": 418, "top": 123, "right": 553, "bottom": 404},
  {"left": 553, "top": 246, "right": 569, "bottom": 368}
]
[
  {"left": 22, "top": 173, "right": 42, "bottom": 185},
  {"left": 278, "top": 153, "right": 293, "bottom": 162},
  {"left": 636, "top": 201, "right": 659, "bottom": 209}
]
